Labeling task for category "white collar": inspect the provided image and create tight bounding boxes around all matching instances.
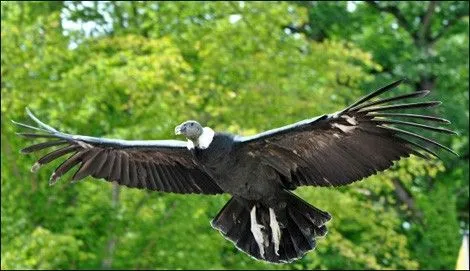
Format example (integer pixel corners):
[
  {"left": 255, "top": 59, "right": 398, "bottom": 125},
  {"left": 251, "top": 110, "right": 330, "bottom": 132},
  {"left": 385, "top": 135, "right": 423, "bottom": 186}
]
[{"left": 187, "top": 127, "right": 215, "bottom": 150}]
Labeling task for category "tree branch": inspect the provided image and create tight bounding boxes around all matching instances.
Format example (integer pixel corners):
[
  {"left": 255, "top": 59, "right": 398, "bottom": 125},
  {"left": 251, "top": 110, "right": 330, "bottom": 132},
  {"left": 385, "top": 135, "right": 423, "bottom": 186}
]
[
  {"left": 134, "top": 200, "right": 179, "bottom": 270},
  {"left": 392, "top": 178, "right": 423, "bottom": 220},
  {"left": 228, "top": 2, "right": 256, "bottom": 30},
  {"left": 430, "top": 12, "right": 468, "bottom": 43},
  {"left": 366, "top": 1, "right": 411, "bottom": 30},
  {"left": 283, "top": 23, "right": 309, "bottom": 35},
  {"left": 366, "top": 1, "right": 418, "bottom": 41},
  {"left": 111, "top": 1, "right": 125, "bottom": 33},
  {"left": 418, "top": 1, "right": 437, "bottom": 45},
  {"left": 101, "top": 182, "right": 121, "bottom": 269}
]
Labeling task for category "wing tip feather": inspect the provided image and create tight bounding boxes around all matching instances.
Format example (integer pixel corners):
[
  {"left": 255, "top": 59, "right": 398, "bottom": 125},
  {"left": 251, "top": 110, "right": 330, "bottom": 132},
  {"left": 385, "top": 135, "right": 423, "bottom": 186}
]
[
  {"left": 31, "top": 162, "right": 41, "bottom": 173},
  {"left": 49, "top": 173, "right": 59, "bottom": 186},
  {"left": 25, "top": 107, "right": 59, "bottom": 133}
]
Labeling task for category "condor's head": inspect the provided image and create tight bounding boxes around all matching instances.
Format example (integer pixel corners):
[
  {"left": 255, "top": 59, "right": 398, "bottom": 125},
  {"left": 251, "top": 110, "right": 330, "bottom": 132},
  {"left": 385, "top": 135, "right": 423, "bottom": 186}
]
[{"left": 175, "top": 120, "right": 214, "bottom": 150}]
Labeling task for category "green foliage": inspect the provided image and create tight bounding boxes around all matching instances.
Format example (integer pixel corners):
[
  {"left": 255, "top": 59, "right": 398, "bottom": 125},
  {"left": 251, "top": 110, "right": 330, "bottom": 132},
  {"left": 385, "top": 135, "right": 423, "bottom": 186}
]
[
  {"left": 2, "top": 227, "right": 93, "bottom": 269},
  {"left": 1, "top": 1, "right": 468, "bottom": 269},
  {"left": 410, "top": 182, "right": 461, "bottom": 269}
]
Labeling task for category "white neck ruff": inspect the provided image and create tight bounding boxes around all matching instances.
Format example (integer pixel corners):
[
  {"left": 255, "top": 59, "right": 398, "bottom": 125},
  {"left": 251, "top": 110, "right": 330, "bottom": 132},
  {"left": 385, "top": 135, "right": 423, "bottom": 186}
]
[{"left": 187, "top": 127, "right": 214, "bottom": 150}]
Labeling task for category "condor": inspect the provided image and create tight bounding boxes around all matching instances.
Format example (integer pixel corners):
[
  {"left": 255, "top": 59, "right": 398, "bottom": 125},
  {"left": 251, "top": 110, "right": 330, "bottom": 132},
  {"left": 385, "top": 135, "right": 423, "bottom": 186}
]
[{"left": 14, "top": 80, "right": 457, "bottom": 263}]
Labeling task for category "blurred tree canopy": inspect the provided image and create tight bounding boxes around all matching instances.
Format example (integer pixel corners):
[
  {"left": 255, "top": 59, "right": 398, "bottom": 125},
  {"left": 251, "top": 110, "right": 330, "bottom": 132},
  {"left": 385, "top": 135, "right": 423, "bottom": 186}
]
[{"left": 1, "top": 1, "right": 468, "bottom": 270}]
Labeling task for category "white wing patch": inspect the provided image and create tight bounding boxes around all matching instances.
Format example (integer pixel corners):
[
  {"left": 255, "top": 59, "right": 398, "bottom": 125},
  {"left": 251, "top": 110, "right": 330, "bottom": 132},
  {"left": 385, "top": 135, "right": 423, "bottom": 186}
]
[
  {"left": 342, "top": 115, "right": 358, "bottom": 125},
  {"left": 250, "top": 206, "right": 267, "bottom": 259},
  {"left": 249, "top": 207, "right": 283, "bottom": 258},
  {"left": 332, "top": 123, "right": 356, "bottom": 133},
  {"left": 269, "top": 208, "right": 281, "bottom": 256}
]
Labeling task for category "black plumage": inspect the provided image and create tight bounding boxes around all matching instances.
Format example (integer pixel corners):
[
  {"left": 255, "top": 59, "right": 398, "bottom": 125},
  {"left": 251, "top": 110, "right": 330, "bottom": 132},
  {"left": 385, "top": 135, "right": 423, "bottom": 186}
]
[{"left": 14, "top": 79, "right": 457, "bottom": 263}]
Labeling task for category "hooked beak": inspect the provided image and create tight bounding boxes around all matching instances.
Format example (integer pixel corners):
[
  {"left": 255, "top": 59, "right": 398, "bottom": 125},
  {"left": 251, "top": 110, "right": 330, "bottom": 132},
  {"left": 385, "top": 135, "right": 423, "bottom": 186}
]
[{"left": 175, "top": 125, "right": 183, "bottom": 135}]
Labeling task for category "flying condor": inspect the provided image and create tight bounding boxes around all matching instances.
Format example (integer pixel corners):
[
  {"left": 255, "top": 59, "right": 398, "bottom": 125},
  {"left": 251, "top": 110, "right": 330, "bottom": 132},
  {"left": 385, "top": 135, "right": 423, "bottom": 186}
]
[{"left": 14, "top": 79, "right": 458, "bottom": 263}]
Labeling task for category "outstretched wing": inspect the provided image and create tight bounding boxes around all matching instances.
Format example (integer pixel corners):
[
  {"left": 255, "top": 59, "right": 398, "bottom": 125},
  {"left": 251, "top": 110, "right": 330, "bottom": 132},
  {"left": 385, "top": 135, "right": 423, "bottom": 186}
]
[
  {"left": 14, "top": 109, "right": 223, "bottom": 194},
  {"left": 235, "top": 79, "right": 458, "bottom": 189}
]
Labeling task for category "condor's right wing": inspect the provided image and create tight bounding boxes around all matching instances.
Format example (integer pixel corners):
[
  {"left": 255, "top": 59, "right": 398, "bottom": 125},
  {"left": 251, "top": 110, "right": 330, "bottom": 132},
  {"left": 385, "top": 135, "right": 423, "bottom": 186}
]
[{"left": 14, "top": 109, "right": 223, "bottom": 195}]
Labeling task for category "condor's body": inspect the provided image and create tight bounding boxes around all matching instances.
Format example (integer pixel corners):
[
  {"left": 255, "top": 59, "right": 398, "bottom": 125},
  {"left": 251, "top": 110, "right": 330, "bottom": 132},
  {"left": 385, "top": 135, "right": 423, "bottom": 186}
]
[
  {"left": 191, "top": 133, "right": 280, "bottom": 203},
  {"left": 15, "top": 80, "right": 457, "bottom": 263}
]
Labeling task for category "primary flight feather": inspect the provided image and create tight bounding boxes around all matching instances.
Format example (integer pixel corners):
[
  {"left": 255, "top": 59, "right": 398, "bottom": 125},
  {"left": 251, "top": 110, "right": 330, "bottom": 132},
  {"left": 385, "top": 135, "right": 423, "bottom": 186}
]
[{"left": 15, "top": 79, "right": 457, "bottom": 263}]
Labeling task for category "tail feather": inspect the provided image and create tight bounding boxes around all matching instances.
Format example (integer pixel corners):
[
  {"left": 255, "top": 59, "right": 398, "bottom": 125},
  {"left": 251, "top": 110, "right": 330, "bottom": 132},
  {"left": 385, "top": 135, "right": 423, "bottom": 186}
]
[
  {"left": 211, "top": 197, "right": 243, "bottom": 234},
  {"left": 211, "top": 198, "right": 264, "bottom": 260},
  {"left": 279, "top": 228, "right": 297, "bottom": 261},
  {"left": 285, "top": 190, "right": 331, "bottom": 226},
  {"left": 284, "top": 219, "right": 313, "bottom": 259},
  {"left": 211, "top": 192, "right": 331, "bottom": 263}
]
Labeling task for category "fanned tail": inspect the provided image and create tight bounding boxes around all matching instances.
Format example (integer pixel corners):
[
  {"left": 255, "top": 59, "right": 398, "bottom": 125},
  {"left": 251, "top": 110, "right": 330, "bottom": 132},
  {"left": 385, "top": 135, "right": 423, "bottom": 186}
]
[{"left": 211, "top": 192, "right": 331, "bottom": 263}]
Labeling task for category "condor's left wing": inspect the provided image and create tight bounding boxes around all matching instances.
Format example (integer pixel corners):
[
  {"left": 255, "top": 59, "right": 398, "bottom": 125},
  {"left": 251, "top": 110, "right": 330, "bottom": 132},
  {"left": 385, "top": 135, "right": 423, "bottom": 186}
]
[{"left": 235, "top": 80, "right": 458, "bottom": 189}]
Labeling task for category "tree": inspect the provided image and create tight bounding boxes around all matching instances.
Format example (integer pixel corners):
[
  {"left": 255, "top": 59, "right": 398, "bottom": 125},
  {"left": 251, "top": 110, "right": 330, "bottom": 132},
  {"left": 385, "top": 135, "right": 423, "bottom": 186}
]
[
  {"left": 289, "top": 1, "right": 469, "bottom": 268},
  {"left": 1, "top": 1, "right": 467, "bottom": 269}
]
